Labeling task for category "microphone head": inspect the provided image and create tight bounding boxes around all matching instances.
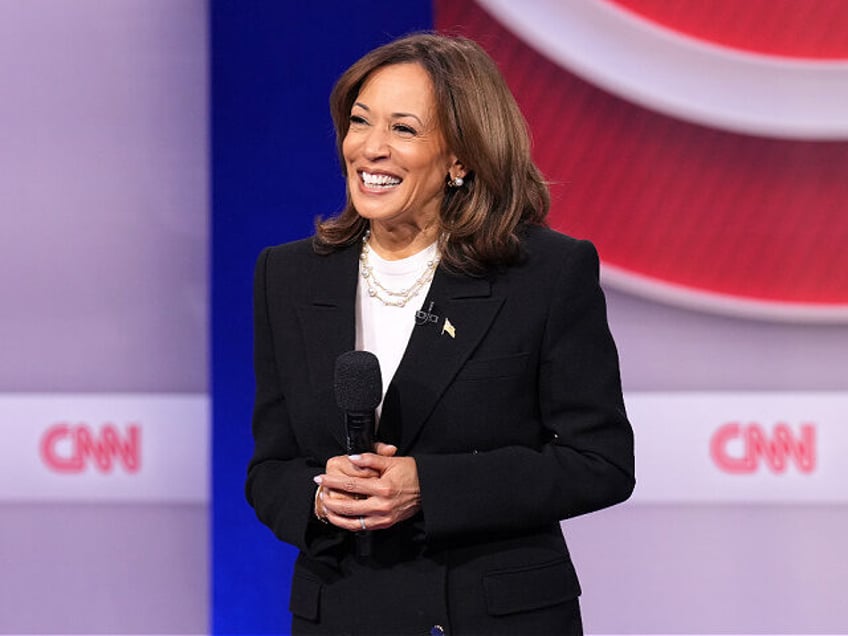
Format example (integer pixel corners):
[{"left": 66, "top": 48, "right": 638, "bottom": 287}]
[{"left": 334, "top": 350, "right": 382, "bottom": 412}]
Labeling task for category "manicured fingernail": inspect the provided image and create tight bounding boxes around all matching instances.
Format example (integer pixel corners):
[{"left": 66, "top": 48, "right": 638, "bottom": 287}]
[
  {"left": 349, "top": 454, "right": 362, "bottom": 461},
  {"left": 313, "top": 475, "right": 323, "bottom": 484}
]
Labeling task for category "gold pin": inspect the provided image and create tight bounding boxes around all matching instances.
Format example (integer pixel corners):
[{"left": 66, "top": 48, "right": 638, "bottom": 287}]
[{"left": 441, "top": 318, "right": 456, "bottom": 338}]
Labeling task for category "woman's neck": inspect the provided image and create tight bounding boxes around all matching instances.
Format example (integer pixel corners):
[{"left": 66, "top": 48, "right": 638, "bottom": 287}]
[{"left": 367, "top": 220, "right": 440, "bottom": 260}]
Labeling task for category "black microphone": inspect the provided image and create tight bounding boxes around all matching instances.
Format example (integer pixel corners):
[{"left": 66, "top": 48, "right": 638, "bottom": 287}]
[{"left": 334, "top": 350, "right": 382, "bottom": 558}]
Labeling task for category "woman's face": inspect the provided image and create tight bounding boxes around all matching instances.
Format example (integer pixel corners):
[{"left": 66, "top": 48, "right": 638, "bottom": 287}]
[{"left": 343, "top": 63, "right": 458, "bottom": 232}]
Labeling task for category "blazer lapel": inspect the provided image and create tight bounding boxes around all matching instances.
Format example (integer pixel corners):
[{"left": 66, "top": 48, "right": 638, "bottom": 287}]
[
  {"left": 381, "top": 268, "right": 504, "bottom": 452},
  {"left": 295, "top": 243, "right": 359, "bottom": 449}
]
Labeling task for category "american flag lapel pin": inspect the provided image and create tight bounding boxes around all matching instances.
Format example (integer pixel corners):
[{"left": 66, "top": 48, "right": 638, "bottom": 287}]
[{"left": 441, "top": 317, "right": 456, "bottom": 339}]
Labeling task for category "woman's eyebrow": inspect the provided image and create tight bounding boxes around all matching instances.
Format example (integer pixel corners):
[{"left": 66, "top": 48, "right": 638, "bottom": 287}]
[{"left": 352, "top": 102, "right": 424, "bottom": 125}]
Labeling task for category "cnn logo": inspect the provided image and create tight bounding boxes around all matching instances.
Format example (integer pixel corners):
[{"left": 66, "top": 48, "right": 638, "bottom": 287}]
[
  {"left": 710, "top": 422, "right": 816, "bottom": 474},
  {"left": 40, "top": 423, "right": 141, "bottom": 473}
]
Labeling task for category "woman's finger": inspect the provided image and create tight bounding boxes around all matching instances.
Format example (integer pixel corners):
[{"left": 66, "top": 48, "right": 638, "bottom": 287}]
[
  {"left": 325, "top": 454, "right": 380, "bottom": 478},
  {"left": 373, "top": 442, "right": 398, "bottom": 457}
]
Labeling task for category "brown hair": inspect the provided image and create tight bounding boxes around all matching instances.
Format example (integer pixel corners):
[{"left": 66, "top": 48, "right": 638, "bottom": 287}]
[{"left": 315, "top": 32, "right": 549, "bottom": 273}]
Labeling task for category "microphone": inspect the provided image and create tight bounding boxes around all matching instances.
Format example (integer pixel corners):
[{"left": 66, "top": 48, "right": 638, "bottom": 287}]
[{"left": 334, "top": 350, "right": 382, "bottom": 558}]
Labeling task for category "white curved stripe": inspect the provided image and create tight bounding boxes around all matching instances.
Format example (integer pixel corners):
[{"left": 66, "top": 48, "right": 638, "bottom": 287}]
[
  {"left": 478, "top": 0, "right": 848, "bottom": 140},
  {"left": 601, "top": 264, "right": 848, "bottom": 324}
]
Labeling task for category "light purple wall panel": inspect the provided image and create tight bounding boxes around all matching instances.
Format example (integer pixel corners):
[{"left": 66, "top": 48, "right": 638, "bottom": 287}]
[
  {"left": 0, "top": 1, "right": 208, "bottom": 633},
  {"left": 0, "top": 0, "right": 208, "bottom": 393}
]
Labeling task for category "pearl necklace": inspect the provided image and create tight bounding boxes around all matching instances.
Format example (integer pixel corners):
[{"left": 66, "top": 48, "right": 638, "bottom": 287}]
[{"left": 359, "top": 233, "right": 440, "bottom": 307}]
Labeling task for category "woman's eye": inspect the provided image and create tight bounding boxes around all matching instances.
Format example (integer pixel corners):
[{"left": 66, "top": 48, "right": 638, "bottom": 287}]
[
  {"left": 349, "top": 115, "right": 367, "bottom": 125},
  {"left": 393, "top": 124, "right": 417, "bottom": 135}
]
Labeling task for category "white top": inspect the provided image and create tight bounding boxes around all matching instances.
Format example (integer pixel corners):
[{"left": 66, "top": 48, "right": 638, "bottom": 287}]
[{"left": 356, "top": 240, "right": 439, "bottom": 421}]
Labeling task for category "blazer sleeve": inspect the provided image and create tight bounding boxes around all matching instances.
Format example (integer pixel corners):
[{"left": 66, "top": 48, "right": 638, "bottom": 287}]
[
  {"left": 415, "top": 240, "right": 635, "bottom": 540},
  {"left": 245, "top": 247, "right": 344, "bottom": 556}
]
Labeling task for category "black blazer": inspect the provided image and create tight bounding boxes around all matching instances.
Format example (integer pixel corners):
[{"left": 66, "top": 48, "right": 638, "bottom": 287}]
[{"left": 247, "top": 224, "right": 635, "bottom": 635}]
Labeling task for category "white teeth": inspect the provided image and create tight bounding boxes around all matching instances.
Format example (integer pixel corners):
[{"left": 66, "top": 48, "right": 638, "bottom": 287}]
[{"left": 361, "top": 171, "right": 401, "bottom": 187}]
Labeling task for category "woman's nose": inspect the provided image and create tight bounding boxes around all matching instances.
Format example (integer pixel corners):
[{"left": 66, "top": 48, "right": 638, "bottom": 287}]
[{"left": 362, "top": 127, "right": 390, "bottom": 160}]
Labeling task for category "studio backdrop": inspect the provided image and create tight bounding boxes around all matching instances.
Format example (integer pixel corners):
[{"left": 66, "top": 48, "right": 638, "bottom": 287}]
[{"left": 1, "top": 1, "right": 844, "bottom": 634}]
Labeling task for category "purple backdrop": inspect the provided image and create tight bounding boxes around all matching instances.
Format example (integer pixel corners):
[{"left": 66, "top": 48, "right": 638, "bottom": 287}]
[{"left": 0, "top": 1, "right": 208, "bottom": 633}]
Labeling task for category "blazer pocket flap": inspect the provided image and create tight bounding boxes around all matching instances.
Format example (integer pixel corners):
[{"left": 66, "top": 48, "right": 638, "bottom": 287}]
[
  {"left": 456, "top": 352, "right": 529, "bottom": 381},
  {"left": 483, "top": 558, "right": 581, "bottom": 617},
  {"left": 289, "top": 571, "right": 322, "bottom": 621}
]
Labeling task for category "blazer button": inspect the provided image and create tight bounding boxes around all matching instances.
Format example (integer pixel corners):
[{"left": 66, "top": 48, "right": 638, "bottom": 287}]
[{"left": 430, "top": 625, "right": 445, "bottom": 636}]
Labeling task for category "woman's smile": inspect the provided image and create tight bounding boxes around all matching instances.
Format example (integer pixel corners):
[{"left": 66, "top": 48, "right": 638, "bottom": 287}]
[{"left": 358, "top": 170, "right": 403, "bottom": 191}]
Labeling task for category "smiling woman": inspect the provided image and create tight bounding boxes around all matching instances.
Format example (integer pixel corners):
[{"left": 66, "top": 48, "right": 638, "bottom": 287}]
[
  {"left": 317, "top": 33, "right": 550, "bottom": 274},
  {"left": 245, "top": 32, "right": 634, "bottom": 635}
]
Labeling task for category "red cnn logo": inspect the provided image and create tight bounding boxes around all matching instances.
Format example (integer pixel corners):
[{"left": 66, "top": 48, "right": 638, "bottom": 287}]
[
  {"left": 40, "top": 423, "right": 141, "bottom": 473},
  {"left": 710, "top": 422, "right": 816, "bottom": 474}
]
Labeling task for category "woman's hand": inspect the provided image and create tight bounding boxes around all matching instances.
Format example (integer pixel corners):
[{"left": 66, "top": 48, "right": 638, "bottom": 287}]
[
  {"left": 314, "top": 443, "right": 398, "bottom": 524},
  {"left": 314, "top": 443, "right": 421, "bottom": 532}
]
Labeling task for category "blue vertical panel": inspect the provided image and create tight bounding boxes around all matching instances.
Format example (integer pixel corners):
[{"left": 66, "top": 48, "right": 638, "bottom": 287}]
[{"left": 211, "top": 2, "right": 433, "bottom": 633}]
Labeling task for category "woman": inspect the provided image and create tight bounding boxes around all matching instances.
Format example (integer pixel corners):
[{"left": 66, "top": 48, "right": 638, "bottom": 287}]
[{"left": 247, "top": 33, "right": 634, "bottom": 635}]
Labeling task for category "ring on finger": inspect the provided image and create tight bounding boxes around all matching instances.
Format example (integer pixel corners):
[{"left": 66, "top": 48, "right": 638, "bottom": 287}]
[{"left": 359, "top": 516, "right": 366, "bottom": 531}]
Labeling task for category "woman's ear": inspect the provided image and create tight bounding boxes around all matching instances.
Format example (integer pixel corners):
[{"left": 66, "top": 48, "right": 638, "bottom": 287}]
[{"left": 448, "top": 158, "right": 467, "bottom": 181}]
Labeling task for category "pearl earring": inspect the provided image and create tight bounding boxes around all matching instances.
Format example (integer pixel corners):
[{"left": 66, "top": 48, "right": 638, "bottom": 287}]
[{"left": 449, "top": 176, "right": 464, "bottom": 188}]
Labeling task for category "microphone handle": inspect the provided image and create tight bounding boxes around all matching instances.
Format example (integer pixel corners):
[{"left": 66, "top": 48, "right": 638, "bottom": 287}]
[
  {"left": 345, "top": 411, "right": 375, "bottom": 454},
  {"left": 345, "top": 411, "right": 375, "bottom": 558}
]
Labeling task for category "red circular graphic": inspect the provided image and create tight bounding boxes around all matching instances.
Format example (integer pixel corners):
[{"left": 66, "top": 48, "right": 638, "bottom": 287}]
[
  {"left": 609, "top": 0, "right": 848, "bottom": 60},
  {"left": 436, "top": 0, "right": 848, "bottom": 319}
]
